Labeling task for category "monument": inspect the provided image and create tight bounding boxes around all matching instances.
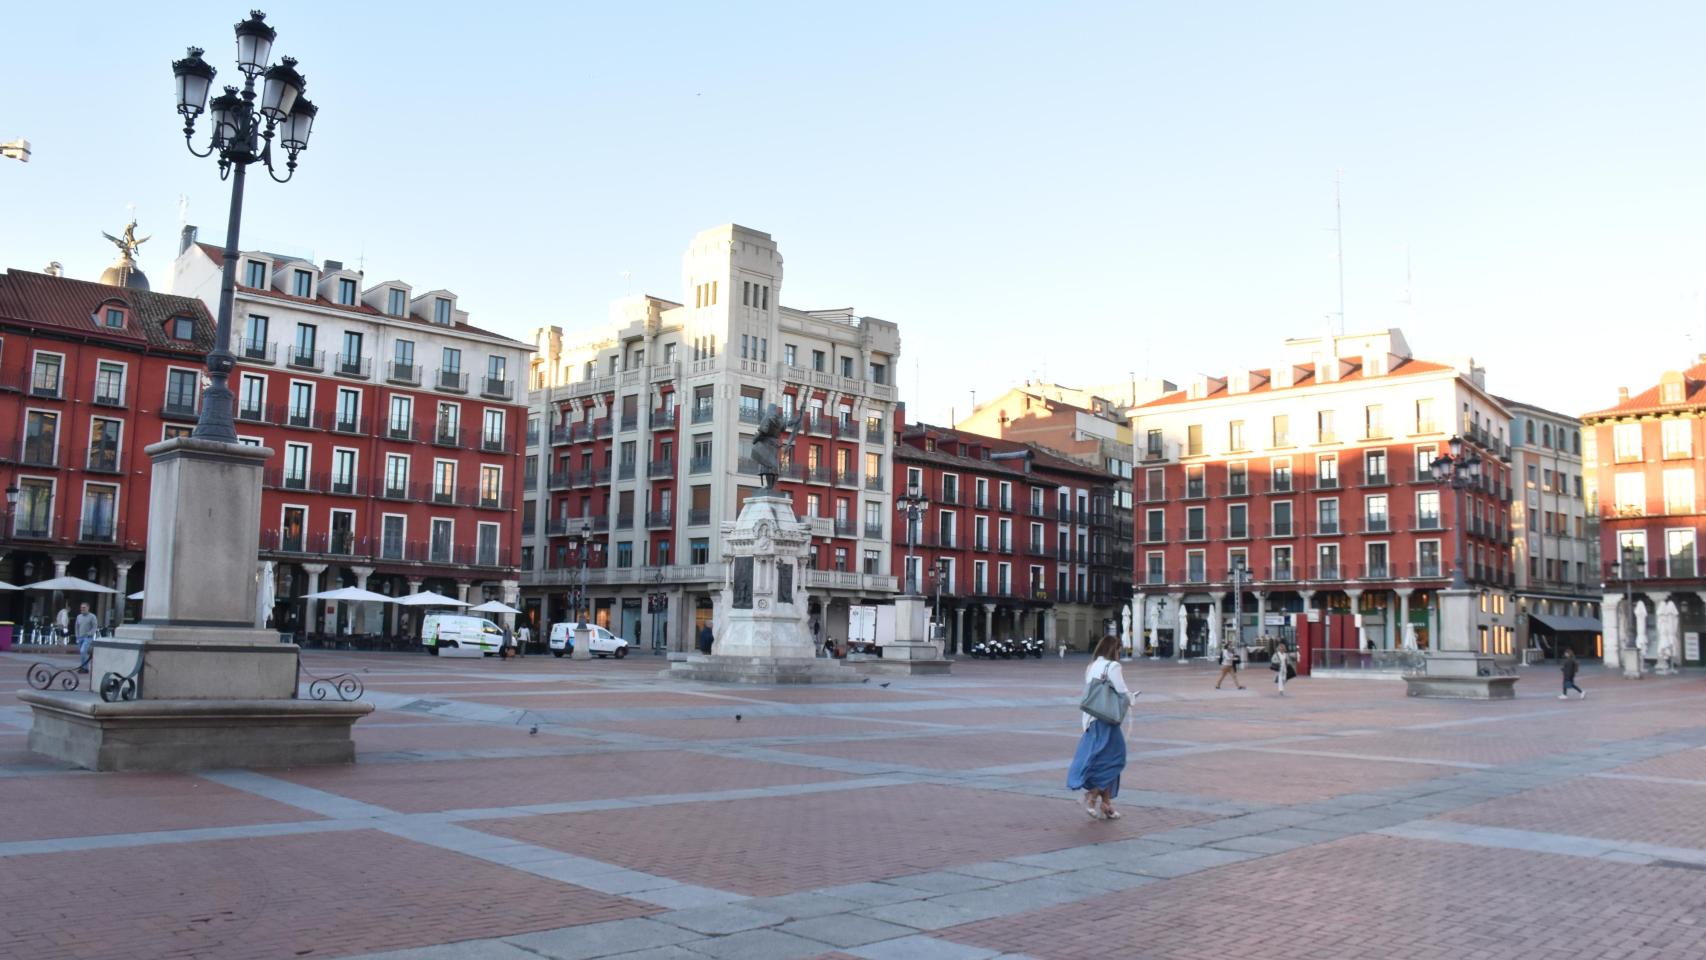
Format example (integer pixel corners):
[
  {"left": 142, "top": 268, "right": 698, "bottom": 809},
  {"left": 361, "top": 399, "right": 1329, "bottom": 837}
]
[
  {"left": 668, "top": 407, "right": 860, "bottom": 684},
  {"left": 1401, "top": 586, "right": 1518, "bottom": 699}
]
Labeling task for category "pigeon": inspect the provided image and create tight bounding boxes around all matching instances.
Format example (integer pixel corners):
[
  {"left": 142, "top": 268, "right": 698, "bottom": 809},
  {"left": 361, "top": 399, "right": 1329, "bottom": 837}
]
[
  {"left": 529, "top": 725, "right": 539, "bottom": 736},
  {"left": 879, "top": 681, "right": 891, "bottom": 688},
  {"left": 735, "top": 714, "right": 742, "bottom": 722},
  {"left": 862, "top": 677, "right": 870, "bottom": 684}
]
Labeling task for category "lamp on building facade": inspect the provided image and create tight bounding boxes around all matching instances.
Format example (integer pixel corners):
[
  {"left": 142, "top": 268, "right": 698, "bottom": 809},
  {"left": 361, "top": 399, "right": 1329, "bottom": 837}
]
[
  {"left": 1430, "top": 437, "right": 1483, "bottom": 590},
  {"left": 895, "top": 480, "right": 930, "bottom": 595},
  {"left": 171, "top": 11, "right": 317, "bottom": 444}
]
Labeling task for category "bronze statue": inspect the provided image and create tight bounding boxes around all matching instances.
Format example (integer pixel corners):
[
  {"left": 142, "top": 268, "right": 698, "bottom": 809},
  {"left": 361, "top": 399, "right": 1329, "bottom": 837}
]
[
  {"left": 751, "top": 403, "right": 801, "bottom": 489},
  {"left": 102, "top": 220, "right": 150, "bottom": 262}
]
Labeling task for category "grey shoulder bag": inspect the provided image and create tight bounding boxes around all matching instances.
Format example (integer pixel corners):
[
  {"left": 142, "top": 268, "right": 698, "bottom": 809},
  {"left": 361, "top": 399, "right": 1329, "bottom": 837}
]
[{"left": 1079, "top": 661, "right": 1128, "bottom": 726}]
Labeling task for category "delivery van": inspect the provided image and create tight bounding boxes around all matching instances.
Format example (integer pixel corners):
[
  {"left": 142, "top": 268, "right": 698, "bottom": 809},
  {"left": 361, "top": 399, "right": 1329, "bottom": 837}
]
[{"left": 423, "top": 614, "right": 505, "bottom": 655}]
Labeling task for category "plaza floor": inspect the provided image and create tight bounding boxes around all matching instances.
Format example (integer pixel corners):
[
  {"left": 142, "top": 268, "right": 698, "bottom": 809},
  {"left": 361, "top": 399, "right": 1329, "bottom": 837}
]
[{"left": 2, "top": 650, "right": 1704, "bottom": 960}]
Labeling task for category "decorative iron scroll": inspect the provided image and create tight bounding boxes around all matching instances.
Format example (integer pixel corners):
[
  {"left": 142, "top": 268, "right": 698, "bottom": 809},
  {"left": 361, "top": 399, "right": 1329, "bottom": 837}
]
[{"left": 26, "top": 663, "right": 80, "bottom": 692}]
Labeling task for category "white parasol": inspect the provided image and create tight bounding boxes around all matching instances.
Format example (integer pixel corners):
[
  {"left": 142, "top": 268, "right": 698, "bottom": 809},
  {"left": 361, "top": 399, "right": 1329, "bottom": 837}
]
[
  {"left": 393, "top": 590, "right": 467, "bottom": 608},
  {"left": 468, "top": 600, "right": 522, "bottom": 615},
  {"left": 25, "top": 576, "right": 115, "bottom": 594}
]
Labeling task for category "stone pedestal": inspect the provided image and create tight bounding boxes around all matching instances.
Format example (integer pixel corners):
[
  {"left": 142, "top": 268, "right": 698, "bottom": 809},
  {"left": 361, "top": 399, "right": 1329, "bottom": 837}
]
[
  {"left": 572, "top": 624, "right": 593, "bottom": 660},
  {"left": 853, "top": 595, "right": 951, "bottom": 676},
  {"left": 1402, "top": 587, "right": 1520, "bottom": 699},
  {"left": 668, "top": 494, "right": 859, "bottom": 684},
  {"left": 25, "top": 438, "right": 369, "bottom": 771},
  {"left": 1621, "top": 646, "right": 1645, "bottom": 679}
]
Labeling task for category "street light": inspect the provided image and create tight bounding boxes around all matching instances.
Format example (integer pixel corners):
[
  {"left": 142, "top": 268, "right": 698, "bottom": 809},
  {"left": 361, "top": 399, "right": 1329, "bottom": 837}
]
[
  {"left": 895, "top": 480, "right": 930, "bottom": 595},
  {"left": 2, "top": 483, "right": 17, "bottom": 537},
  {"left": 566, "top": 519, "right": 601, "bottom": 626},
  {"left": 927, "top": 556, "right": 949, "bottom": 645},
  {"left": 1621, "top": 542, "right": 1640, "bottom": 651},
  {"left": 171, "top": 11, "right": 318, "bottom": 444},
  {"left": 1430, "top": 436, "right": 1483, "bottom": 590}
]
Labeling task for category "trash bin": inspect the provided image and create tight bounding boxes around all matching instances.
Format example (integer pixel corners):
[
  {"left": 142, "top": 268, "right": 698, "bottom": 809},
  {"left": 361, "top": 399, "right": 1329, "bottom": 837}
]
[{"left": 0, "top": 622, "right": 13, "bottom": 651}]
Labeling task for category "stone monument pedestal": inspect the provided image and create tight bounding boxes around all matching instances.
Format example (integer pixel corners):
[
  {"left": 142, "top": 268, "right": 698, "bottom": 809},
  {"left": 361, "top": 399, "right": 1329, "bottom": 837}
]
[
  {"left": 667, "top": 493, "right": 860, "bottom": 684},
  {"left": 1402, "top": 588, "right": 1520, "bottom": 699},
  {"left": 850, "top": 595, "right": 951, "bottom": 677},
  {"left": 24, "top": 438, "right": 370, "bottom": 771}
]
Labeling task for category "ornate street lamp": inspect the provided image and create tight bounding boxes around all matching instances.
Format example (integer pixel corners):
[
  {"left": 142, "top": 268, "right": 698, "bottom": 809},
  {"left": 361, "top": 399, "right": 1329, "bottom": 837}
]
[
  {"left": 927, "top": 556, "right": 949, "bottom": 643},
  {"left": 895, "top": 480, "right": 930, "bottom": 595},
  {"left": 1621, "top": 542, "right": 1640, "bottom": 651},
  {"left": 1430, "top": 437, "right": 1483, "bottom": 590},
  {"left": 566, "top": 519, "right": 601, "bottom": 626},
  {"left": 172, "top": 11, "right": 318, "bottom": 443}
]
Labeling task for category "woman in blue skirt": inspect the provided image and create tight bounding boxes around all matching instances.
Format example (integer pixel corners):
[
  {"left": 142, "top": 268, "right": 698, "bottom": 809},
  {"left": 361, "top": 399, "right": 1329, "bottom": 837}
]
[{"left": 1069, "top": 634, "right": 1137, "bottom": 820}]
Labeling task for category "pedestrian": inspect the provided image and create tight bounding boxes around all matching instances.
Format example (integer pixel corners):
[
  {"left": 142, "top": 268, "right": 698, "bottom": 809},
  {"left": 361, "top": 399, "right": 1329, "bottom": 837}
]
[
  {"left": 697, "top": 622, "right": 714, "bottom": 655},
  {"left": 55, "top": 604, "right": 70, "bottom": 643},
  {"left": 1214, "top": 641, "right": 1246, "bottom": 690},
  {"left": 1560, "top": 649, "right": 1586, "bottom": 699},
  {"left": 73, "top": 602, "right": 99, "bottom": 674},
  {"left": 1069, "top": 634, "right": 1138, "bottom": 820},
  {"left": 516, "top": 623, "right": 530, "bottom": 657},
  {"left": 1272, "top": 644, "right": 1292, "bottom": 696}
]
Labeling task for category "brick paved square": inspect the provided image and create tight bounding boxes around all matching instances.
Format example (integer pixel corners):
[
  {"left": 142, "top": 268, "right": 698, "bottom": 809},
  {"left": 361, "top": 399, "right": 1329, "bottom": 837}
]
[
  {"left": 1021, "top": 743, "right": 1457, "bottom": 803},
  {"left": 0, "top": 772, "right": 322, "bottom": 842},
  {"left": 1443, "top": 775, "right": 1706, "bottom": 849},
  {"left": 272, "top": 750, "right": 853, "bottom": 813},
  {"left": 772, "top": 732, "right": 1085, "bottom": 771},
  {"left": 595, "top": 715, "right": 898, "bottom": 741},
  {"left": 354, "top": 720, "right": 593, "bottom": 753},
  {"left": 474, "top": 782, "right": 1214, "bottom": 895},
  {"left": 0, "top": 829, "right": 654, "bottom": 960},
  {"left": 938, "top": 833, "right": 1706, "bottom": 959}
]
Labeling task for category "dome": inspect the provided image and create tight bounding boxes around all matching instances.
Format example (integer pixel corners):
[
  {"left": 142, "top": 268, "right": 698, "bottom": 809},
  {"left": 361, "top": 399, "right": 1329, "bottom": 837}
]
[{"left": 99, "top": 258, "right": 150, "bottom": 291}]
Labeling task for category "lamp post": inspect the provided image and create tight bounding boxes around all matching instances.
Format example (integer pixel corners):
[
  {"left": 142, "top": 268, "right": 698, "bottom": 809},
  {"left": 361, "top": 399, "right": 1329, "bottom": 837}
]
[
  {"left": 1622, "top": 542, "right": 1639, "bottom": 652},
  {"left": 2, "top": 483, "right": 17, "bottom": 538},
  {"left": 171, "top": 12, "right": 317, "bottom": 443},
  {"left": 566, "top": 519, "right": 600, "bottom": 660},
  {"left": 928, "top": 556, "right": 949, "bottom": 648},
  {"left": 1230, "top": 557, "right": 1247, "bottom": 654},
  {"left": 895, "top": 480, "right": 930, "bottom": 595},
  {"left": 1430, "top": 437, "right": 1483, "bottom": 590}
]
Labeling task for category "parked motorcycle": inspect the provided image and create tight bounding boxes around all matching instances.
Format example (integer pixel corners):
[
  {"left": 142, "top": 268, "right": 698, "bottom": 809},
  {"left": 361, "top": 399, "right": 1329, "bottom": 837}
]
[{"left": 1017, "top": 636, "right": 1043, "bottom": 658}]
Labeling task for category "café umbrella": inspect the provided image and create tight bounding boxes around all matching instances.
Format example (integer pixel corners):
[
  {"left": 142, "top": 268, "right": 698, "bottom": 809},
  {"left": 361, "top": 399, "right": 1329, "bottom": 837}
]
[
  {"left": 392, "top": 591, "right": 467, "bottom": 608},
  {"left": 467, "top": 600, "right": 521, "bottom": 615},
  {"left": 26, "top": 576, "right": 116, "bottom": 595}
]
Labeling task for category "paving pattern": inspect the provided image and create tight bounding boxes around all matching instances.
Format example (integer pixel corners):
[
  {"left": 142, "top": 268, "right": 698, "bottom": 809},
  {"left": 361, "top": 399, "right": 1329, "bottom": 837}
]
[{"left": 3, "top": 648, "right": 1706, "bottom": 959}]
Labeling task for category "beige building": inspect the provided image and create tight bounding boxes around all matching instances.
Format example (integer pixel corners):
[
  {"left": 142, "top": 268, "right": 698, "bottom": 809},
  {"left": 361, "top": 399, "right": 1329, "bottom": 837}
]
[
  {"left": 1498, "top": 398, "right": 1600, "bottom": 655},
  {"left": 519, "top": 225, "right": 902, "bottom": 650}
]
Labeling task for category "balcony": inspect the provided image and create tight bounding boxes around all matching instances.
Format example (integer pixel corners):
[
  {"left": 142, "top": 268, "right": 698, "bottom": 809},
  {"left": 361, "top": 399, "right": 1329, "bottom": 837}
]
[
  {"left": 92, "top": 386, "right": 125, "bottom": 409},
  {"left": 287, "top": 348, "right": 325, "bottom": 372},
  {"left": 996, "top": 539, "right": 1014, "bottom": 555},
  {"left": 548, "top": 470, "right": 573, "bottom": 491},
  {"left": 333, "top": 414, "right": 369, "bottom": 435},
  {"left": 1269, "top": 565, "right": 1296, "bottom": 582},
  {"left": 689, "top": 455, "right": 712, "bottom": 475},
  {"left": 646, "top": 510, "right": 673, "bottom": 528},
  {"left": 1182, "top": 526, "right": 1208, "bottom": 543},
  {"left": 1362, "top": 471, "right": 1390, "bottom": 488},
  {"left": 482, "top": 377, "right": 513, "bottom": 400},
  {"left": 241, "top": 338, "right": 276, "bottom": 364},
  {"left": 78, "top": 519, "right": 116, "bottom": 543},
  {"left": 1183, "top": 481, "right": 1206, "bottom": 500},
  {"left": 1315, "top": 476, "right": 1340, "bottom": 491},
  {"left": 592, "top": 418, "right": 612, "bottom": 438},
  {"left": 1311, "top": 564, "right": 1342, "bottom": 581},
  {"left": 940, "top": 489, "right": 963, "bottom": 506},
  {"left": 161, "top": 397, "right": 199, "bottom": 421},
  {"left": 691, "top": 405, "right": 713, "bottom": 424},
  {"left": 430, "top": 486, "right": 457, "bottom": 505},
  {"left": 591, "top": 466, "right": 611, "bottom": 484},
  {"left": 477, "top": 489, "right": 508, "bottom": 510},
  {"left": 546, "top": 518, "right": 570, "bottom": 537},
  {"left": 688, "top": 508, "right": 711, "bottom": 526},
  {"left": 617, "top": 461, "right": 636, "bottom": 481},
  {"left": 1415, "top": 515, "right": 1442, "bottom": 531},
  {"left": 86, "top": 449, "right": 120, "bottom": 474},
  {"left": 1267, "top": 479, "right": 1294, "bottom": 494},
  {"left": 550, "top": 425, "right": 572, "bottom": 445},
  {"left": 834, "top": 518, "right": 856, "bottom": 537},
  {"left": 438, "top": 369, "right": 468, "bottom": 392},
  {"left": 648, "top": 457, "right": 675, "bottom": 478},
  {"left": 810, "top": 466, "right": 835, "bottom": 484},
  {"left": 18, "top": 437, "right": 57, "bottom": 467},
  {"left": 736, "top": 457, "right": 760, "bottom": 476},
  {"left": 650, "top": 408, "right": 676, "bottom": 429},
  {"left": 325, "top": 473, "right": 366, "bottom": 497},
  {"left": 1364, "top": 517, "right": 1390, "bottom": 534},
  {"left": 388, "top": 361, "right": 421, "bottom": 385},
  {"left": 864, "top": 522, "right": 884, "bottom": 539},
  {"left": 386, "top": 420, "right": 417, "bottom": 442},
  {"left": 738, "top": 405, "right": 765, "bottom": 425},
  {"left": 480, "top": 433, "right": 508, "bottom": 454},
  {"left": 1225, "top": 524, "right": 1250, "bottom": 541},
  {"left": 29, "top": 374, "right": 61, "bottom": 399},
  {"left": 1358, "top": 563, "right": 1393, "bottom": 580},
  {"left": 865, "top": 423, "right": 885, "bottom": 443},
  {"left": 335, "top": 354, "right": 370, "bottom": 379},
  {"left": 379, "top": 481, "right": 417, "bottom": 502},
  {"left": 1313, "top": 520, "right": 1342, "bottom": 536},
  {"left": 973, "top": 496, "right": 990, "bottom": 510},
  {"left": 433, "top": 425, "right": 464, "bottom": 447},
  {"left": 281, "top": 471, "right": 311, "bottom": 492},
  {"left": 616, "top": 512, "right": 635, "bottom": 530},
  {"left": 1143, "top": 526, "right": 1166, "bottom": 544},
  {"left": 864, "top": 474, "right": 885, "bottom": 492}
]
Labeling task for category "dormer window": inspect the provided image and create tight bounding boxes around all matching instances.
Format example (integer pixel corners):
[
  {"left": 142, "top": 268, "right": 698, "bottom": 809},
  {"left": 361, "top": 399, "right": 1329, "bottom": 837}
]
[
  {"left": 292, "top": 269, "right": 314, "bottom": 298},
  {"left": 1662, "top": 381, "right": 1685, "bottom": 404},
  {"left": 169, "top": 316, "right": 194, "bottom": 341},
  {"left": 387, "top": 289, "right": 407, "bottom": 316},
  {"left": 433, "top": 297, "right": 452, "bottom": 325},
  {"left": 337, "top": 278, "right": 357, "bottom": 306},
  {"left": 244, "top": 261, "right": 267, "bottom": 288},
  {"left": 100, "top": 306, "right": 126, "bottom": 329}
]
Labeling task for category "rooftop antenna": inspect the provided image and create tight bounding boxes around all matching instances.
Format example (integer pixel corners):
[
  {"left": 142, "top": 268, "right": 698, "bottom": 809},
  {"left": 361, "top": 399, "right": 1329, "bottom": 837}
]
[{"left": 1332, "top": 170, "right": 1346, "bottom": 336}]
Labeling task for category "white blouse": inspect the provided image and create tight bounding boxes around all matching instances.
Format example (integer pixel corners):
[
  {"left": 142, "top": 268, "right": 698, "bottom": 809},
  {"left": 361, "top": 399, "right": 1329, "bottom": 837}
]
[{"left": 1082, "top": 656, "right": 1133, "bottom": 730}]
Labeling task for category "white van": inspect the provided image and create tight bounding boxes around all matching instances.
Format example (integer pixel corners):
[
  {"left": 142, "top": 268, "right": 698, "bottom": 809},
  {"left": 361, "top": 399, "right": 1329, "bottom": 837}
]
[
  {"left": 548, "top": 622, "right": 629, "bottom": 658},
  {"left": 423, "top": 614, "right": 506, "bottom": 655}
]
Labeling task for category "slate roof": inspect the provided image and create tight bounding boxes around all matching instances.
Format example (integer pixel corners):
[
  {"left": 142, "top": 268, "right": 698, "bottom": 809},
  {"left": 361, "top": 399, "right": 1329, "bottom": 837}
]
[{"left": 0, "top": 269, "right": 214, "bottom": 354}]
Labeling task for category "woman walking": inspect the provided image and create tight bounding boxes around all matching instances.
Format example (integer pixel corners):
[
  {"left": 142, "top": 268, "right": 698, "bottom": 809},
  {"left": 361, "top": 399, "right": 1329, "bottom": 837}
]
[
  {"left": 1214, "top": 642, "right": 1245, "bottom": 690},
  {"left": 1560, "top": 649, "right": 1586, "bottom": 699},
  {"left": 1069, "top": 634, "right": 1138, "bottom": 820},
  {"left": 1272, "top": 644, "right": 1291, "bottom": 696}
]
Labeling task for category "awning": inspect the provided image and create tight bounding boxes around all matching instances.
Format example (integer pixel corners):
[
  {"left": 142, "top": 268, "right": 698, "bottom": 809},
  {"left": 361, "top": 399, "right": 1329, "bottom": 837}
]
[{"left": 1530, "top": 612, "right": 1603, "bottom": 633}]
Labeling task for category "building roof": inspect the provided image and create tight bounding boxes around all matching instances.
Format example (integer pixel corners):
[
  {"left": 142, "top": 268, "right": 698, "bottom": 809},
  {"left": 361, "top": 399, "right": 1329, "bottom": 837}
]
[
  {"left": 1491, "top": 395, "right": 1582, "bottom": 425},
  {"left": 1581, "top": 363, "right": 1706, "bottom": 420},
  {"left": 1136, "top": 357, "right": 1454, "bottom": 408},
  {"left": 894, "top": 438, "right": 1059, "bottom": 487},
  {"left": 0, "top": 269, "right": 214, "bottom": 353},
  {"left": 900, "top": 422, "right": 1114, "bottom": 484},
  {"left": 194, "top": 243, "right": 529, "bottom": 347}
]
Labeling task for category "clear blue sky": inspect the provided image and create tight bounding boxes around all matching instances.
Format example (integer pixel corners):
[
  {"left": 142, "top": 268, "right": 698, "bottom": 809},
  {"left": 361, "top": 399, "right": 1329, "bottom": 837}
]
[{"left": 4, "top": 1, "right": 1703, "bottom": 422}]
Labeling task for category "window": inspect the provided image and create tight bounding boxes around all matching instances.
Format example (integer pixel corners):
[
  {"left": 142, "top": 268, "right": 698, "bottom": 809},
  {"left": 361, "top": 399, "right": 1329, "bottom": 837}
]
[
  {"left": 388, "top": 289, "right": 407, "bottom": 316},
  {"left": 244, "top": 260, "right": 266, "bottom": 288},
  {"left": 784, "top": 344, "right": 797, "bottom": 367},
  {"left": 1271, "top": 414, "right": 1290, "bottom": 446},
  {"left": 1615, "top": 472, "right": 1645, "bottom": 514},
  {"left": 840, "top": 356, "right": 854, "bottom": 378},
  {"left": 1364, "top": 404, "right": 1385, "bottom": 438},
  {"left": 87, "top": 417, "right": 121, "bottom": 472},
  {"left": 433, "top": 460, "right": 456, "bottom": 501},
  {"left": 293, "top": 323, "right": 317, "bottom": 364},
  {"left": 1185, "top": 464, "right": 1206, "bottom": 498},
  {"left": 1316, "top": 455, "right": 1338, "bottom": 488},
  {"left": 1146, "top": 429, "right": 1163, "bottom": 458},
  {"left": 81, "top": 484, "right": 117, "bottom": 542},
  {"left": 337, "top": 277, "right": 357, "bottom": 305},
  {"left": 1663, "top": 469, "right": 1693, "bottom": 515},
  {"left": 1614, "top": 423, "right": 1643, "bottom": 462},
  {"left": 484, "top": 409, "right": 505, "bottom": 448},
  {"left": 1186, "top": 550, "right": 1206, "bottom": 584},
  {"left": 869, "top": 362, "right": 887, "bottom": 384},
  {"left": 385, "top": 454, "right": 410, "bottom": 498},
  {"left": 94, "top": 361, "right": 124, "bottom": 405},
  {"left": 165, "top": 369, "right": 197, "bottom": 414},
  {"left": 1272, "top": 545, "right": 1294, "bottom": 579},
  {"left": 1663, "top": 420, "right": 1692, "bottom": 459},
  {"left": 1228, "top": 503, "right": 1248, "bottom": 539},
  {"left": 162, "top": 424, "right": 193, "bottom": 442},
  {"left": 437, "top": 402, "right": 460, "bottom": 444},
  {"left": 103, "top": 307, "right": 125, "bottom": 328},
  {"left": 1317, "top": 543, "right": 1340, "bottom": 580},
  {"left": 1317, "top": 498, "right": 1339, "bottom": 535},
  {"left": 1364, "top": 450, "right": 1387, "bottom": 484},
  {"left": 331, "top": 449, "right": 356, "bottom": 494},
  {"left": 1365, "top": 494, "right": 1389, "bottom": 532},
  {"left": 1228, "top": 420, "right": 1245, "bottom": 451},
  {"left": 340, "top": 331, "right": 363, "bottom": 372},
  {"left": 1316, "top": 410, "right": 1336, "bottom": 443},
  {"left": 170, "top": 316, "right": 194, "bottom": 340},
  {"left": 245, "top": 314, "right": 269, "bottom": 355},
  {"left": 430, "top": 518, "right": 454, "bottom": 563},
  {"left": 31, "top": 353, "right": 62, "bottom": 396},
  {"left": 1366, "top": 542, "right": 1389, "bottom": 578},
  {"left": 1418, "top": 540, "right": 1441, "bottom": 577},
  {"left": 434, "top": 297, "right": 452, "bottom": 325},
  {"left": 1145, "top": 509, "right": 1165, "bottom": 542},
  {"left": 1271, "top": 500, "right": 1293, "bottom": 537},
  {"left": 1415, "top": 398, "right": 1436, "bottom": 433},
  {"left": 1663, "top": 381, "right": 1686, "bottom": 404},
  {"left": 288, "top": 381, "right": 313, "bottom": 427},
  {"left": 1667, "top": 529, "right": 1697, "bottom": 578},
  {"left": 1186, "top": 505, "right": 1206, "bottom": 541},
  {"left": 375, "top": 515, "right": 404, "bottom": 560},
  {"left": 293, "top": 269, "right": 313, "bottom": 298},
  {"left": 1146, "top": 552, "right": 1165, "bottom": 585},
  {"left": 1227, "top": 462, "right": 1248, "bottom": 496},
  {"left": 1417, "top": 490, "right": 1441, "bottom": 529},
  {"left": 336, "top": 388, "right": 360, "bottom": 432},
  {"left": 811, "top": 349, "right": 825, "bottom": 372},
  {"left": 480, "top": 465, "right": 503, "bottom": 507},
  {"left": 283, "top": 443, "right": 309, "bottom": 489},
  {"left": 325, "top": 509, "right": 355, "bottom": 555},
  {"left": 1186, "top": 424, "right": 1203, "bottom": 456},
  {"left": 389, "top": 395, "right": 413, "bottom": 437},
  {"left": 15, "top": 478, "right": 52, "bottom": 538},
  {"left": 1270, "top": 458, "right": 1293, "bottom": 493}
]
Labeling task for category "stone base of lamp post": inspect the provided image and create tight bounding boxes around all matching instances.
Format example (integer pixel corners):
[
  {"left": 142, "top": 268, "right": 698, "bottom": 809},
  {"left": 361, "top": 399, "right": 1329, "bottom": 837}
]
[
  {"left": 849, "top": 595, "right": 952, "bottom": 677},
  {"left": 23, "top": 439, "right": 370, "bottom": 771},
  {"left": 1401, "top": 587, "right": 1520, "bottom": 700},
  {"left": 1620, "top": 646, "right": 1645, "bottom": 679},
  {"left": 668, "top": 493, "right": 860, "bottom": 684},
  {"left": 571, "top": 623, "right": 593, "bottom": 660}
]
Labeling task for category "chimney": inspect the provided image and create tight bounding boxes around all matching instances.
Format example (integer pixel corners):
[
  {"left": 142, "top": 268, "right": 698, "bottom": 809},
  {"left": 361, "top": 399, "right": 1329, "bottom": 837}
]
[
  {"left": 43, "top": 261, "right": 62, "bottom": 277},
  {"left": 323, "top": 259, "right": 343, "bottom": 272},
  {"left": 1617, "top": 386, "right": 1630, "bottom": 403},
  {"left": 179, "top": 224, "right": 198, "bottom": 255}
]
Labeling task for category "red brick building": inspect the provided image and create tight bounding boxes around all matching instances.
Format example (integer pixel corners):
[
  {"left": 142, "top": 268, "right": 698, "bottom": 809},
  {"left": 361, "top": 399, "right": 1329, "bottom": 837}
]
[
  {"left": 0, "top": 267, "right": 216, "bottom": 628},
  {"left": 1583, "top": 359, "right": 1706, "bottom": 666}
]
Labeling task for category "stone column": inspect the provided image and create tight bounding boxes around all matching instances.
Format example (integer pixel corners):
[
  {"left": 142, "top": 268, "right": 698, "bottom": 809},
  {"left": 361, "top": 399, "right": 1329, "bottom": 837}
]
[
  {"left": 1345, "top": 588, "right": 1365, "bottom": 651},
  {"left": 351, "top": 565, "right": 374, "bottom": 635},
  {"left": 458, "top": 582, "right": 472, "bottom": 606},
  {"left": 502, "top": 579, "right": 521, "bottom": 635},
  {"left": 1648, "top": 591, "right": 1670, "bottom": 660},
  {"left": 982, "top": 604, "right": 995, "bottom": 648},
  {"left": 1600, "top": 593, "right": 1621, "bottom": 666},
  {"left": 954, "top": 606, "right": 966, "bottom": 654},
  {"left": 301, "top": 563, "right": 328, "bottom": 637},
  {"left": 1397, "top": 589, "right": 1413, "bottom": 650},
  {"left": 1298, "top": 590, "right": 1316, "bottom": 663},
  {"left": 1042, "top": 607, "right": 1056, "bottom": 652},
  {"left": 1254, "top": 592, "right": 1268, "bottom": 645},
  {"left": 112, "top": 560, "right": 134, "bottom": 628},
  {"left": 1133, "top": 592, "right": 1146, "bottom": 655}
]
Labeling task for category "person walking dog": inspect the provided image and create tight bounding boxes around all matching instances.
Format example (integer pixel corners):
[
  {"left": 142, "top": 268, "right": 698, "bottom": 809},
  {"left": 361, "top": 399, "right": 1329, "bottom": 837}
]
[
  {"left": 1560, "top": 649, "right": 1586, "bottom": 699},
  {"left": 1068, "top": 634, "right": 1139, "bottom": 821}
]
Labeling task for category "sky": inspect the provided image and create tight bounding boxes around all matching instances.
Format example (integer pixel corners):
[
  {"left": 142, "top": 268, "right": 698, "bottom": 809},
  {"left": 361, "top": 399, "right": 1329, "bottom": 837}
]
[{"left": 4, "top": 1, "right": 1705, "bottom": 423}]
